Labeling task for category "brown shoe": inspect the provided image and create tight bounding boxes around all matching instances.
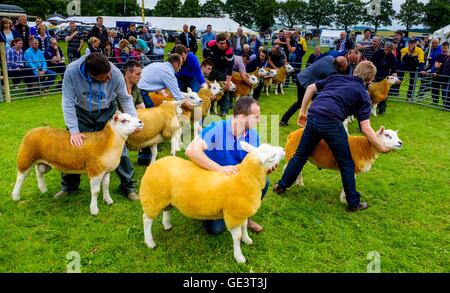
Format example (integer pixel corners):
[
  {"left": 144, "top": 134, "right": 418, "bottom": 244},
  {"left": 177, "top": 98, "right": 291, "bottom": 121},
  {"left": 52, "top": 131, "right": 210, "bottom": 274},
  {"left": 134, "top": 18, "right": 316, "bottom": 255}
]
[
  {"left": 347, "top": 202, "right": 369, "bottom": 212},
  {"left": 273, "top": 183, "right": 287, "bottom": 195},
  {"left": 127, "top": 192, "right": 139, "bottom": 201},
  {"left": 247, "top": 218, "right": 263, "bottom": 233}
]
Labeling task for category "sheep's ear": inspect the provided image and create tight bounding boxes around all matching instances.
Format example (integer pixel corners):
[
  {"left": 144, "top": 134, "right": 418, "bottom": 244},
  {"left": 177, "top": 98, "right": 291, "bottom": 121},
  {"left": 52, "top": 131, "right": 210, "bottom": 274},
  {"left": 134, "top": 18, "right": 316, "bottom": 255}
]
[
  {"left": 187, "top": 87, "right": 192, "bottom": 94},
  {"left": 113, "top": 113, "right": 119, "bottom": 122},
  {"left": 395, "top": 129, "right": 399, "bottom": 133},
  {"left": 240, "top": 141, "right": 255, "bottom": 153},
  {"left": 379, "top": 126, "right": 385, "bottom": 134}
]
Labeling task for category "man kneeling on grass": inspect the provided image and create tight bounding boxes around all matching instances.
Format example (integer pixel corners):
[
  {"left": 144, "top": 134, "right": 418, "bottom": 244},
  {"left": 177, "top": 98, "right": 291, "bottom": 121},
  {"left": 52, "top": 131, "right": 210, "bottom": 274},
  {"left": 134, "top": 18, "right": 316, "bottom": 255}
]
[{"left": 185, "top": 96, "right": 275, "bottom": 234}]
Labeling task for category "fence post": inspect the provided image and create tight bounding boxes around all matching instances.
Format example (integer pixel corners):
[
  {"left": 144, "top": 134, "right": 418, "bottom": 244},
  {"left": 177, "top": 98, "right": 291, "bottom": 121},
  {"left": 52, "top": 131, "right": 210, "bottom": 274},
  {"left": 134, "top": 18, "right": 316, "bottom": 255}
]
[
  {"left": 0, "top": 42, "right": 11, "bottom": 103},
  {"left": 409, "top": 71, "right": 418, "bottom": 103}
]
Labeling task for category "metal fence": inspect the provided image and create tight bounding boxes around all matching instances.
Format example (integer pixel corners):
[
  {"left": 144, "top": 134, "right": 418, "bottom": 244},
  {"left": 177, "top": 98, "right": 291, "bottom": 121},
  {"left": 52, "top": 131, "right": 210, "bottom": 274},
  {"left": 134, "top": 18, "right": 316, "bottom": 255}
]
[{"left": 1, "top": 42, "right": 449, "bottom": 112}]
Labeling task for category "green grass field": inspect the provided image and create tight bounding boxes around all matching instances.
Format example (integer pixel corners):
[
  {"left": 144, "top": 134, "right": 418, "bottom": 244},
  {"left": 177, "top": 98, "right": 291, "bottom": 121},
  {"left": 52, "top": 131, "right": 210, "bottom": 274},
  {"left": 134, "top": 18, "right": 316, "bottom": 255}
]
[{"left": 0, "top": 82, "right": 449, "bottom": 272}]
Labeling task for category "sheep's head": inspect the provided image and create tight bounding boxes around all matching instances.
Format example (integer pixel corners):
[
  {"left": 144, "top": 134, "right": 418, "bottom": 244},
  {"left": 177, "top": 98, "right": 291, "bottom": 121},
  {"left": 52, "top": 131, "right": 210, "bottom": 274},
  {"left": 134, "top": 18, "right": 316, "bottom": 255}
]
[
  {"left": 111, "top": 111, "right": 143, "bottom": 137},
  {"left": 258, "top": 68, "right": 268, "bottom": 77},
  {"left": 377, "top": 126, "right": 403, "bottom": 150},
  {"left": 209, "top": 80, "right": 222, "bottom": 96},
  {"left": 240, "top": 141, "right": 285, "bottom": 171},
  {"left": 386, "top": 76, "right": 400, "bottom": 85},
  {"left": 268, "top": 69, "right": 278, "bottom": 77},
  {"left": 285, "top": 63, "right": 295, "bottom": 74},
  {"left": 248, "top": 74, "right": 259, "bottom": 85},
  {"left": 182, "top": 88, "right": 203, "bottom": 107},
  {"left": 228, "top": 81, "right": 237, "bottom": 91}
]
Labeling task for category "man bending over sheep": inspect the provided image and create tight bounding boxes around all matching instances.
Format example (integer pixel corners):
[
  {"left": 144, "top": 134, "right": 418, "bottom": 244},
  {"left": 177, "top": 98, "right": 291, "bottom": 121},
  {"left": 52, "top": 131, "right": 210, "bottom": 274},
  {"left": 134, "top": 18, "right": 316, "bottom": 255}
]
[
  {"left": 185, "top": 97, "right": 272, "bottom": 234},
  {"left": 273, "top": 61, "right": 391, "bottom": 212},
  {"left": 56, "top": 53, "right": 141, "bottom": 201}
]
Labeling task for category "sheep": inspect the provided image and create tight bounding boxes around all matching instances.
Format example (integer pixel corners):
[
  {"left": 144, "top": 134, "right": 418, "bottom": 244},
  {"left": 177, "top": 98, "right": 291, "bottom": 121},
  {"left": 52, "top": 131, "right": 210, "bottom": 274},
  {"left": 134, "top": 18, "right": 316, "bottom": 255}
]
[
  {"left": 262, "top": 68, "right": 278, "bottom": 96},
  {"left": 272, "top": 64, "right": 295, "bottom": 95},
  {"left": 126, "top": 100, "right": 189, "bottom": 164},
  {"left": 11, "top": 112, "right": 143, "bottom": 216},
  {"left": 368, "top": 76, "right": 400, "bottom": 116},
  {"left": 211, "top": 80, "right": 237, "bottom": 114},
  {"left": 231, "top": 72, "right": 259, "bottom": 100},
  {"left": 139, "top": 142, "right": 285, "bottom": 264},
  {"left": 283, "top": 126, "right": 403, "bottom": 203}
]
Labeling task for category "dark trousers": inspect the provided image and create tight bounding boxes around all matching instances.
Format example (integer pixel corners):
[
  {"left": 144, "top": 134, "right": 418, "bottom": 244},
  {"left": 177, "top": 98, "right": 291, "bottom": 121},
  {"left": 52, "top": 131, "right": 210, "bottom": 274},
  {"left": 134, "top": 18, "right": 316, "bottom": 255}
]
[
  {"left": 8, "top": 68, "right": 37, "bottom": 86},
  {"left": 203, "top": 177, "right": 270, "bottom": 235},
  {"left": 281, "top": 79, "right": 306, "bottom": 124},
  {"left": 61, "top": 103, "right": 136, "bottom": 195},
  {"left": 177, "top": 75, "right": 201, "bottom": 92},
  {"left": 431, "top": 75, "right": 448, "bottom": 105},
  {"left": 252, "top": 79, "right": 264, "bottom": 100},
  {"left": 209, "top": 68, "right": 231, "bottom": 115},
  {"left": 277, "top": 116, "right": 361, "bottom": 208},
  {"left": 138, "top": 90, "right": 154, "bottom": 161}
]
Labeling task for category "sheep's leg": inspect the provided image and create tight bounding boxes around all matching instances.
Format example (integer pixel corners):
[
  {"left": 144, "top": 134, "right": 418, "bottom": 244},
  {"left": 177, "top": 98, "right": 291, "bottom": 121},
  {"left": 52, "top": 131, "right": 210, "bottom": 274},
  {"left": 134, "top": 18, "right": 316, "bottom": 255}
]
[
  {"left": 343, "top": 118, "right": 349, "bottom": 135},
  {"left": 371, "top": 103, "right": 378, "bottom": 116},
  {"left": 11, "top": 167, "right": 32, "bottom": 202},
  {"left": 102, "top": 173, "right": 113, "bottom": 205},
  {"left": 143, "top": 213, "right": 156, "bottom": 249},
  {"left": 89, "top": 174, "right": 103, "bottom": 216},
  {"left": 280, "top": 83, "right": 284, "bottom": 95},
  {"left": 230, "top": 227, "right": 246, "bottom": 263},
  {"left": 295, "top": 171, "right": 304, "bottom": 186},
  {"left": 339, "top": 188, "right": 347, "bottom": 204},
  {"left": 241, "top": 220, "right": 253, "bottom": 245},
  {"left": 35, "top": 163, "right": 50, "bottom": 193},
  {"left": 275, "top": 84, "right": 278, "bottom": 95},
  {"left": 170, "top": 129, "right": 182, "bottom": 156},
  {"left": 162, "top": 210, "right": 172, "bottom": 231},
  {"left": 193, "top": 120, "right": 201, "bottom": 139},
  {"left": 150, "top": 144, "right": 158, "bottom": 164}
]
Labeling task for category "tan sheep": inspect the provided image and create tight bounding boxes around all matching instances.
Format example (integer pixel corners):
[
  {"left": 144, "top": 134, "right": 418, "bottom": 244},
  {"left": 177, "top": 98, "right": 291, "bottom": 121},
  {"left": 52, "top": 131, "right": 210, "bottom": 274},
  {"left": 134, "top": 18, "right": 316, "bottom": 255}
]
[
  {"left": 272, "top": 64, "right": 295, "bottom": 95},
  {"left": 283, "top": 126, "right": 403, "bottom": 203},
  {"left": 368, "top": 76, "right": 400, "bottom": 116},
  {"left": 139, "top": 142, "right": 285, "bottom": 263},
  {"left": 11, "top": 112, "right": 143, "bottom": 215}
]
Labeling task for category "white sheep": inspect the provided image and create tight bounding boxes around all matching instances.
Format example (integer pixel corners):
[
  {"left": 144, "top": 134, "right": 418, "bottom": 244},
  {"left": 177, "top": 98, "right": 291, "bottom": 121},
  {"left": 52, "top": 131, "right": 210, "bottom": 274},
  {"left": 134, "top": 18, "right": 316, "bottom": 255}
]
[
  {"left": 11, "top": 112, "right": 143, "bottom": 215},
  {"left": 139, "top": 142, "right": 285, "bottom": 264}
]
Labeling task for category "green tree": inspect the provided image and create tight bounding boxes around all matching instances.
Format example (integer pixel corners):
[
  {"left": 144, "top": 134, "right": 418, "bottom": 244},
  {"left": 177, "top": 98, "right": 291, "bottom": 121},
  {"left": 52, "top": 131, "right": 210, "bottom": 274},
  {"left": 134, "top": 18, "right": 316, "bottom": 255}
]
[
  {"left": 334, "top": 0, "right": 365, "bottom": 31},
  {"left": 3, "top": 0, "right": 69, "bottom": 17},
  {"left": 364, "top": 0, "right": 396, "bottom": 33},
  {"left": 423, "top": 0, "right": 450, "bottom": 32},
  {"left": 226, "top": 0, "right": 254, "bottom": 27},
  {"left": 305, "top": 0, "right": 335, "bottom": 29},
  {"left": 201, "top": 0, "right": 226, "bottom": 18},
  {"left": 277, "top": 0, "right": 307, "bottom": 28},
  {"left": 153, "top": 0, "right": 182, "bottom": 17},
  {"left": 397, "top": 0, "right": 425, "bottom": 31},
  {"left": 180, "top": 0, "right": 201, "bottom": 17},
  {"left": 254, "top": 0, "right": 277, "bottom": 32}
]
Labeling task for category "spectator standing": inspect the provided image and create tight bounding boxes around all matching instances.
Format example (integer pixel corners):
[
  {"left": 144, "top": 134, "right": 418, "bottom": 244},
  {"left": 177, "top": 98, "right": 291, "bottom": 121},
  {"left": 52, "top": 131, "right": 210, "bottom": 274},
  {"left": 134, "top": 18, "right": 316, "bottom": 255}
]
[
  {"left": 0, "top": 17, "right": 20, "bottom": 50},
  {"left": 430, "top": 41, "right": 448, "bottom": 106},
  {"left": 88, "top": 16, "right": 109, "bottom": 49},
  {"left": 152, "top": 29, "right": 166, "bottom": 61},
  {"left": 189, "top": 25, "right": 198, "bottom": 55},
  {"left": 30, "top": 17, "right": 48, "bottom": 37},
  {"left": 201, "top": 25, "right": 215, "bottom": 51},
  {"left": 248, "top": 34, "right": 262, "bottom": 55},
  {"left": 362, "top": 36, "right": 383, "bottom": 62},
  {"left": 356, "top": 28, "right": 372, "bottom": 53},
  {"left": 400, "top": 39, "right": 425, "bottom": 100},
  {"left": 335, "top": 31, "right": 354, "bottom": 53},
  {"left": 65, "top": 21, "right": 84, "bottom": 63},
  {"left": 139, "top": 26, "right": 153, "bottom": 58},
  {"left": 180, "top": 24, "right": 196, "bottom": 53},
  {"left": 15, "top": 15, "right": 32, "bottom": 51},
  {"left": 231, "top": 27, "right": 248, "bottom": 56},
  {"left": 125, "top": 23, "right": 138, "bottom": 40},
  {"left": 85, "top": 37, "right": 103, "bottom": 56},
  {"left": 268, "top": 45, "right": 287, "bottom": 69}
]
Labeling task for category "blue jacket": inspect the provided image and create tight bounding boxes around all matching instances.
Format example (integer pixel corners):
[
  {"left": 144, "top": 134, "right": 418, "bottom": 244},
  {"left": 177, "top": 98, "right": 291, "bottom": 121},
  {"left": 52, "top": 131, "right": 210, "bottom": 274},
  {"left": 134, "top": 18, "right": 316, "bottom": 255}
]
[
  {"left": 176, "top": 52, "right": 205, "bottom": 85},
  {"left": 429, "top": 45, "right": 442, "bottom": 71},
  {"left": 0, "top": 29, "right": 20, "bottom": 47},
  {"left": 24, "top": 47, "right": 47, "bottom": 75}
]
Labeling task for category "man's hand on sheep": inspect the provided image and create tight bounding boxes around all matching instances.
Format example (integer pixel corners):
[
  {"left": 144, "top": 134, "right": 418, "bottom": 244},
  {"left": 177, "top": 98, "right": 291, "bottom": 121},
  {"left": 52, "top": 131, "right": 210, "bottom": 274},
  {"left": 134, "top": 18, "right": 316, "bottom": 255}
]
[
  {"left": 182, "top": 100, "right": 194, "bottom": 111},
  {"left": 70, "top": 132, "right": 86, "bottom": 148},
  {"left": 267, "top": 164, "right": 278, "bottom": 174},
  {"left": 219, "top": 165, "right": 239, "bottom": 176}
]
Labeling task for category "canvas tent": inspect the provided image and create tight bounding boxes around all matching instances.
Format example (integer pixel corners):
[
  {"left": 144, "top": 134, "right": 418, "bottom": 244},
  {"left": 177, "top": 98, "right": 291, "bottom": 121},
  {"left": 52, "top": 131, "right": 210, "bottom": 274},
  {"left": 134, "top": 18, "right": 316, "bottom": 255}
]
[
  {"left": 320, "top": 29, "right": 341, "bottom": 47},
  {"left": 433, "top": 24, "right": 450, "bottom": 41},
  {"left": 65, "top": 16, "right": 257, "bottom": 35}
]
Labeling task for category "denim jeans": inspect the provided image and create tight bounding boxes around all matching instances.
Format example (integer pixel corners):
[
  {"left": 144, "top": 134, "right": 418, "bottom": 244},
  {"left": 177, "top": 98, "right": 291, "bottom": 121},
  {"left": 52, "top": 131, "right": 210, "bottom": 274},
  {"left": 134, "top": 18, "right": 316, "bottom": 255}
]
[
  {"left": 177, "top": 75, "right": 200, "bottom": 92},
  {"left": 203, "top": 177, "right": 270, "bottom": 235},
  {"left": 138, "top": 90, "right": 154, "bottom": 160},
  {"left": 277, "top": 116, "right": 361, "bottom": 208},
  {"left": 281, "top": 79, "right": 306, "bottom": 124}
]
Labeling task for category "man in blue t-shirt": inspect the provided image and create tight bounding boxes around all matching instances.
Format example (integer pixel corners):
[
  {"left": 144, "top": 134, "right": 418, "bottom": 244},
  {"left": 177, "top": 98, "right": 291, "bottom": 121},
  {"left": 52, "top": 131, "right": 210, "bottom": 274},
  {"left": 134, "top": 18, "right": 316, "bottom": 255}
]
[
  {"left": 273, "top": 61, "right": 391, "bottom": 212},
  {"left": 185, "top": 97, "right": 272, "bottom": 234}
]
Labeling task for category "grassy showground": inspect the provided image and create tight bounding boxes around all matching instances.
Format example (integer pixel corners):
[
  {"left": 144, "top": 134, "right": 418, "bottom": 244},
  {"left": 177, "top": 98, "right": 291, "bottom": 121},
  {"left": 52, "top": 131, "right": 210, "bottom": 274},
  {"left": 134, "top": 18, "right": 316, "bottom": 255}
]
[{"left": 0, "top": 85, "right": 449, "bottom": 272}]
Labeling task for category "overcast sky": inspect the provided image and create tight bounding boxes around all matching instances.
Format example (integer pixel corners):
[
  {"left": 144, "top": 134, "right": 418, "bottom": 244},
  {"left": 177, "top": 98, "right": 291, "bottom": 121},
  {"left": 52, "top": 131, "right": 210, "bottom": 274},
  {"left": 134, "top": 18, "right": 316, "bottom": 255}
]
[{"left": 142, "top": 0, "right": 430, "bottom": 30}]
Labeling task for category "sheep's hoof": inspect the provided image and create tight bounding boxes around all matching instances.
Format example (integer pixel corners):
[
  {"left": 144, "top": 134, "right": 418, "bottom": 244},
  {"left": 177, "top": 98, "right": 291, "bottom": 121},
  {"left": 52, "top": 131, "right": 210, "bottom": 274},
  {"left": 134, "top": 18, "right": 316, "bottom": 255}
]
[
  {"left": 11, "top": 194, "right": 20, "bottom": 202},
  {"left": 339, "top": 193, "right": 347, "bottom": 204},
  {"left": 104, "top": 198, "right": 114, "bottom": 205},
  {"left": 234, "top": 254, "right": 246, "bottom": 264},
  {"left": 163, "top": 224, "right": 172, "bottom": 231},
  {"left": 39, "top": 187, "right": 48, "bottom": 194},
  {"left": 145, "top": 240, "right": 156, "bottom": 249},
  {"left": 242, "top": 237, "right": 253, "bottom": 245},
  {"left": 90, "top": 206, "right": 99, "bottom": 216}
]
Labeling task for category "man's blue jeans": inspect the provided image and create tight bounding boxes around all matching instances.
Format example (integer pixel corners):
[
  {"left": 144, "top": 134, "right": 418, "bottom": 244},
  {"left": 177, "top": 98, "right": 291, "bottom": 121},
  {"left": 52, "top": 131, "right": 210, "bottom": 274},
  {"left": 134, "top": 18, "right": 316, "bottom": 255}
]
[
  {"left": 203, "top": 177, "right": 270, "bottom": 235},
  {"left": 138, "top": 90, "right": 154, "bottom": 161},
  {"left": 277, "top": 116, "right": 361, "bottom": 208},
  {"left": 177, "top": 76, "right": 200, "bottom": 92}
]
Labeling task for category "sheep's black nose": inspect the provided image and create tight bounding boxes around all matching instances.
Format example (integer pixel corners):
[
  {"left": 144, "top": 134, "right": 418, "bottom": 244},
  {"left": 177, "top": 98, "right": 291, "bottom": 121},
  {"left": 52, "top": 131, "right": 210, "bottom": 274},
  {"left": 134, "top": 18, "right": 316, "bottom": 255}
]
[{"left": 399, "top": 141, "right": 403, "bottom": 146}]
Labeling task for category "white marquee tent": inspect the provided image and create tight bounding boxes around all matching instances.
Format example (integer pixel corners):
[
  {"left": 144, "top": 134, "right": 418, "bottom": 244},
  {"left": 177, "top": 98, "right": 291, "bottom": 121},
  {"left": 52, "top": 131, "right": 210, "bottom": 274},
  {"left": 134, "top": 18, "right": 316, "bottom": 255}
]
[
  {"left": 319, "top": 29, "right": 341, "bottom": 47},
  {"left": 65, "top": 16, "right": 257, "bottom": 35},
  {"left": 433, "top": 24, "right": 450, "bottom": 41}
]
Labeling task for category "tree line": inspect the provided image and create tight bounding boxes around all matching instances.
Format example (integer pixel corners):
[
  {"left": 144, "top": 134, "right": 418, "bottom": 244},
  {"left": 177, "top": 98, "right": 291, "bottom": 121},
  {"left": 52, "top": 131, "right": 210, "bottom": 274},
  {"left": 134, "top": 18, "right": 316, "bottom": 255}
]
[{"left": 4, "top": 0, "right": 449, "bottom": 33}]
